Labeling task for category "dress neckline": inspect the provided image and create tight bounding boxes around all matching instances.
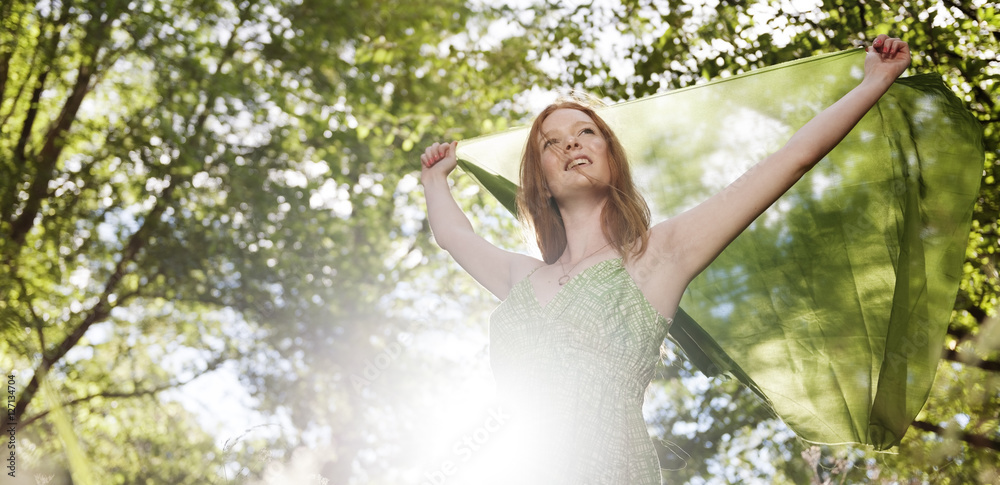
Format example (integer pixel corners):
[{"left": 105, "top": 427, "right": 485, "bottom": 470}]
[
  {"left": 525, "top": 257, "right": 621, "bottom": 310},
  {"left": 509, "top": 257, "right": 673, "bottom": 326}
]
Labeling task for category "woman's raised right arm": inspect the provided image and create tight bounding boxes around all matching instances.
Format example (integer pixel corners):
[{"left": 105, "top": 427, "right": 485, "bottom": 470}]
[{"left": 421, "top": 142, "right": 541, "bottom": 299}]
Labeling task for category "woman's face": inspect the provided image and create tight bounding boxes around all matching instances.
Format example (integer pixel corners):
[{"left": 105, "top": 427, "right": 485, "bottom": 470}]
[{"left": 537, "top": 108, "right": 612, "bottom": 200}]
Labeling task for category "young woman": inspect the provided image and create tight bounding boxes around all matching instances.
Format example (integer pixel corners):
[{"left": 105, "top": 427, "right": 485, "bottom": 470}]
[{"left": 420, "top": 35, "right": 910, "bottom": 484}]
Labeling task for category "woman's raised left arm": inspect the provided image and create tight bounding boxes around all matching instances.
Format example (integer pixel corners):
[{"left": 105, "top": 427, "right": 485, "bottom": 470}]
[
  {"left": 763, "top": 35, "right": 911, "bottom": 178},
  {"left": 652, "top": 35, "right": 911, "bottom": 286}
]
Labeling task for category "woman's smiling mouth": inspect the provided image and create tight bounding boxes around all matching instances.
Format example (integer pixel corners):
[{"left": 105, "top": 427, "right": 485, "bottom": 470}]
[{"left": 565, "top": 156, "right": 592, "bottom": 171}]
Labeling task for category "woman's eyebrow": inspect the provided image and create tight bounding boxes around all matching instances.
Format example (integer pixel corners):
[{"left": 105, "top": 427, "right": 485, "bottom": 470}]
[{"left": 540, "top": 121, "right": 595, "bottom": 141}]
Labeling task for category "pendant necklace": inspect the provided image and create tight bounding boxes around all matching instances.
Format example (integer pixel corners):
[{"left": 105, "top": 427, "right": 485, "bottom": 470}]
[{"left": 557, "top": 242, "right": 611, "bottom": 286}]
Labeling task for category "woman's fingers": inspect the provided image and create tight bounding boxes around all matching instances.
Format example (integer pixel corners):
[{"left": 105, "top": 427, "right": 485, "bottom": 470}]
[
  {"left": 871, "top": 34, "right": 907, "bottom": 57},
  {"left": 421, "top": 141, "right": 456, "bottom": 168},
  {"left": 422, "top": 143, "right": 441, "bottom": 167},
  {"left": 872, "top": 34, "right": 888, "bottom": 51}
]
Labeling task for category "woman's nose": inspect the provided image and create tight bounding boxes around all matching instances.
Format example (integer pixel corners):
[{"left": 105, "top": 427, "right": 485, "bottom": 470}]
[{"left": 564, "top": 137, "right": 580, "bottom": 150}]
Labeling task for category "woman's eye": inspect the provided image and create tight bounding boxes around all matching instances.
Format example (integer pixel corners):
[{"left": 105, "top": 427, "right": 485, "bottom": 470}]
[
  {"left": 543, "top": 139, "right": 555, "bottom": 149},
  {"left": 581, "top": 128, "right": 595, "bottom": 135}
]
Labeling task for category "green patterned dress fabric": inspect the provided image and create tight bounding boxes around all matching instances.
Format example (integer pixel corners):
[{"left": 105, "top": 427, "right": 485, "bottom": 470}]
[
  {"left": 456, "top": 49, "right": 984, "bottom": 450},
  {"left": 490, "top": 258, "right": 670, "bottom": 484}
]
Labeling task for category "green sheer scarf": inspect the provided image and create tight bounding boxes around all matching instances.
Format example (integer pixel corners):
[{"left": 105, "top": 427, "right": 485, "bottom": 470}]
[{"left": 454, "top": 49, "right": 984, "bottom": 450}]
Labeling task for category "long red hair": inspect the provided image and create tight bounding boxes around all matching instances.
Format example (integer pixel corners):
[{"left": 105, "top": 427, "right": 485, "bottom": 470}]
[{"left": 517, "top": 101, "right": 650, "bottom": 264}]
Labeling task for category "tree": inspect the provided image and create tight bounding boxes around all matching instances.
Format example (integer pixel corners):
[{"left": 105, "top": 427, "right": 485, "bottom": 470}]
[{"left": 0, "top": 0, "right": 554, "bottom": 482}]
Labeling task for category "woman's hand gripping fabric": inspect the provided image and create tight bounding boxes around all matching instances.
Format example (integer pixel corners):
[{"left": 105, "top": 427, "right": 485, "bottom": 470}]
[
  {"left": 865, "top": 34, "right": 911, "bottom": 84},
  {"left": 421, "top": 141, "right": 459, "bottom": 179}
]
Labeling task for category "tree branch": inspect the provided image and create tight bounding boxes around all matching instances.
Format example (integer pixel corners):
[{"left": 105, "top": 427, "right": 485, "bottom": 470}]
[
  {"left": 941, "top": 348, "right": 1000, "bottom": 372},
  {"left": 0, "top": 2, "right": 69, "bottom": 231},
  {"left": 911, "top": 419, "right": 1000, "bottom": 451},
  {"left": 0, "top": 0, "right": 36, "bottom": 111},
  {"left": 12, "top": 181, "right": 177, "bottom": 421},
  {"left": 7, "top": 58, "right": 97, "bottom": 246},
  {"left": 13, "top": 269, "right": 45, "bottom": 353},
  {"left": 5, "top": 0, "right": 124, "bottom": 247},
  {"left": 19, "top": 353, "right": 229, "bottom": 428},
  {"left": 0, "top": 0, "right": 32, "bottom": 128},
  {"left": 943, "top": 0, "right": 979, "bottom": 22},
  {"left": 10, "top": 70, "right": 49, "bottom": 169}
]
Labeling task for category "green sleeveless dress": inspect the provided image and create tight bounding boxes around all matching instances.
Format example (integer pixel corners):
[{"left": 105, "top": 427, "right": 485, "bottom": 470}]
[{"left": 489, "top": 257, "right": 672, "bottom": 484}]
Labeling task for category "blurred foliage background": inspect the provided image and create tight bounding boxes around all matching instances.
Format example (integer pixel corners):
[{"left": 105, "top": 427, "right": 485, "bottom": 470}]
[{"left": 0, "top": 0, "right": 996, "bottom": 483}]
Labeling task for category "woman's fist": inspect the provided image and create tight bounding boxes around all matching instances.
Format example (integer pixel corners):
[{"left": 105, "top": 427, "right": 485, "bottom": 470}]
[
  {"left": 865, "top": 34, "right": 910, "bottom": 83},
  {"left": 420, "top": 141, "right": 458, "bottom": 179}
]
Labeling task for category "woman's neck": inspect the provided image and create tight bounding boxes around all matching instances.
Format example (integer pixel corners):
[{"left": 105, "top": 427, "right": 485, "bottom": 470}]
[{"left": 558, "top": 198, "right": 611, "bottom": 264}]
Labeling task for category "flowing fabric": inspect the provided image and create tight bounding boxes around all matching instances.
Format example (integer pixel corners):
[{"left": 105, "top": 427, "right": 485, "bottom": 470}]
[{"left": 455, "top": 49, "right": 984, "bottom": 450}]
